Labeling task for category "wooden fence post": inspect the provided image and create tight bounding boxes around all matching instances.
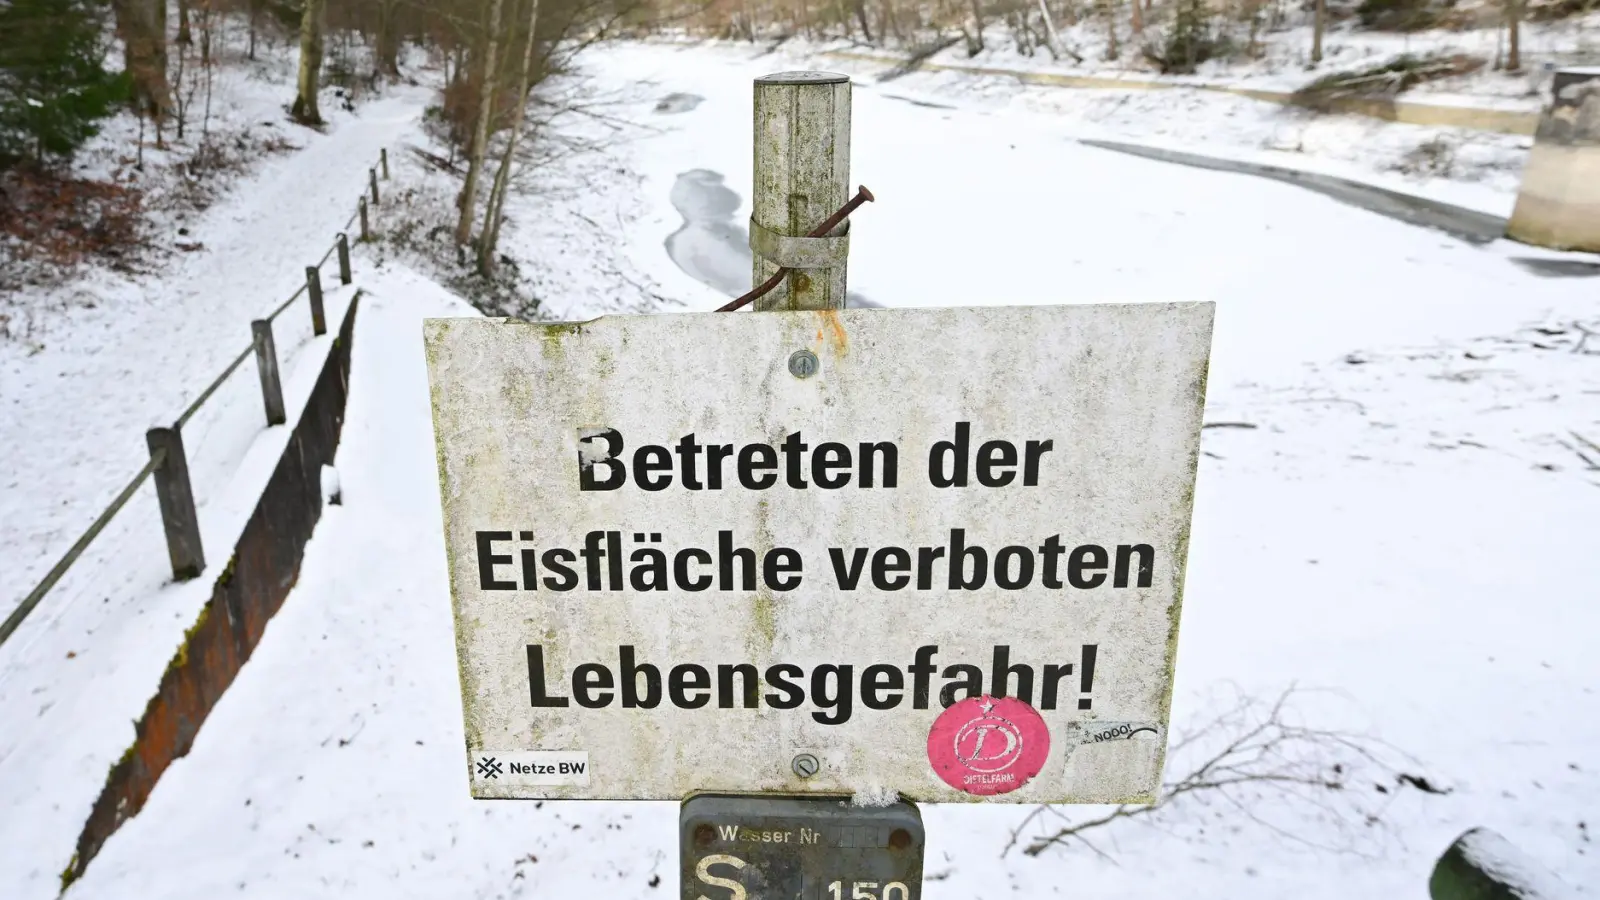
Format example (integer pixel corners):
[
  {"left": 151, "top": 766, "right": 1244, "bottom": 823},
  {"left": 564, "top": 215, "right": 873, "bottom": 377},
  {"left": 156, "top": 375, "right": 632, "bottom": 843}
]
[
  {"left": 251, "top": 320, "right": 287, "bottom": 426},
  {"left": 146, "top": 426, "right": 204, "bottom": 580},
  {"left": 369, "top": 167, "right": 380, "bottom": 205},
  {"left": 750, "top": 72, "right": 852, "bottom": 312},
  {"left": 358, "top": 197, "right": 370, "bottom": 242},
  {"left": 305, "top": 266, "right": 326, "bottom": 336},
  {"left": 336, "top": 233, "right": 352, "bottom": 285},
  {"left": 381, "top": 147, "right": 390, "bottom": 180}
]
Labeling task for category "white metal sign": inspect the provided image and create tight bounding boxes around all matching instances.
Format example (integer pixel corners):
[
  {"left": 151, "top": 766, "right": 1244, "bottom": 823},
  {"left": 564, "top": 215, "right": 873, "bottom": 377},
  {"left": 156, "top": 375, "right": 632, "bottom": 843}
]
[{"left": 424, "top": 303, "right": 1213, "bottom": 802}]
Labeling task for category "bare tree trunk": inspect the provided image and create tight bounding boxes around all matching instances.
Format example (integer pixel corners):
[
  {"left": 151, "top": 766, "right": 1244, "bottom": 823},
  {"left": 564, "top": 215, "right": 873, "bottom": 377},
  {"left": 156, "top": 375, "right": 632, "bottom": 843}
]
[
  {"left": 1035, "top": 0, "right": 1064, "bottom": 58},
  {"left": 967, "top": 0, "right": 986, "bottom": 53},
  {"left": 456, "top": 0, "right": 507, "bottom": 246},
  {"left": 178, "top": 0, "right": 192, "bottom": 44},
  {"left": 112, "top": 0, "right": 173, "bottom": 145},
  {"left": 1101, "top": 0, "right": 1118, "bottom": 59},
  {"left": 853, "top": 0, "right": 875, "bottom": 42},
  {"left": 248, "top": 0, "right": 258, "bottom": 59},
  {"left": 1506, "top": 0, "right": 1522, "bottom": 71},
  {"left": 376, "top": 0, "right": 402, "bottom": 78},
  {"left": 1311, "top": 0, "right": 1324, "bottom": 64},
  {"left": 479, "top": 0, "right": 541, "bottom": 275},
  {"left": 199, "top": 0, "right": 211, "bottom": 66},
  {"left": 173, "top": 22, "right": 189, "bottom": 139},
  {"left": 292, "top": 0, "right": 327, "bottom": 124},
  {"left": 201, "top": 0, "right": 215, "bottom": 140},
  {"left": 883, "top": 0, "right": 908, "bottom": 43},
  {"left": 1008, "top": 10, "right": 1022, "bottom": 53},
  {"left": 1131, "top": 0, "right": 1142, "bottom": 34}
]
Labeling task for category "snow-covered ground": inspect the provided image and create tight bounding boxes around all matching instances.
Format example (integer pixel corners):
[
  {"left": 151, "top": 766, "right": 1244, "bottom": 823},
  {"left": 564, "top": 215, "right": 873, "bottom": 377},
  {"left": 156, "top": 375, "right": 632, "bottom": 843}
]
[
  {"left": 0, "top": 31, "right": 429, "bottom": 900},
  {"left": 4, "top": 35, "right": 1599, "bottom": 900}
]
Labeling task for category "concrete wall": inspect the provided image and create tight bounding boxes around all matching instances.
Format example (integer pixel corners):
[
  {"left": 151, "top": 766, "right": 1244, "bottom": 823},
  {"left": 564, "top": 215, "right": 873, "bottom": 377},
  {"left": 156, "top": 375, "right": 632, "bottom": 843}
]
[
  {"left": 1077, "top": 138, "right": 1508, "bottom": 243},
  {"left": 1507, "top": 69, "right": 1600, "bottom": 252},
  {"left": 60, "top": 297, "right": 361, "bottom": 890},
  {"left": 820, "top": 50, "right": 1541, "bottom": 136}
]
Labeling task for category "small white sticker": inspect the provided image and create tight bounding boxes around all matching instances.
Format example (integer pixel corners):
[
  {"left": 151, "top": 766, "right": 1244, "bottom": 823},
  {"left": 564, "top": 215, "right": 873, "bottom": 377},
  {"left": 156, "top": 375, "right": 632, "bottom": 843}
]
[
  {"left": 1063, "top": 722, "right": 1163, "bottom": 744},
  {"left": 472, "top": 750, "right": 590, "bottom": 786}
]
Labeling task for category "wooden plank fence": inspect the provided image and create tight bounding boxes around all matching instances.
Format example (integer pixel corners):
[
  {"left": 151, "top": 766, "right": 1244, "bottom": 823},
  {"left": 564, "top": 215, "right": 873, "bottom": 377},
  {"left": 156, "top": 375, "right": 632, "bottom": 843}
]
[{"left": 0, "top": 149, "right": 391, "bottom": 650}]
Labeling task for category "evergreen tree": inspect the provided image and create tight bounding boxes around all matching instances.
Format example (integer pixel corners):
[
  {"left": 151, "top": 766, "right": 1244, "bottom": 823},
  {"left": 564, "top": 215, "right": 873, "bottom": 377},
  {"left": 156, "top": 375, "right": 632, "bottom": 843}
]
[{"left": 0, "top": 0, "right": 130, "bottom": 167}]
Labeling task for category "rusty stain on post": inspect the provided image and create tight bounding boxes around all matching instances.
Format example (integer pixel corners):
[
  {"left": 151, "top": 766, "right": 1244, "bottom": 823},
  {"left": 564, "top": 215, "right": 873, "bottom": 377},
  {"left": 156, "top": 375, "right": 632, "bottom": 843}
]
[{"left": 751, "top": 71, "right": 851, "bottom": 312}]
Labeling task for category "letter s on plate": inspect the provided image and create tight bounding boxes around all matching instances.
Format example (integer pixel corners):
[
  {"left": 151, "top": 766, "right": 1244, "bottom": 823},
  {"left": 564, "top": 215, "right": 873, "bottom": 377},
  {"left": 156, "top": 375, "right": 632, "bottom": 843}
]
[{"left": 696, "top": 853, "right": 747, "bottom": 900}]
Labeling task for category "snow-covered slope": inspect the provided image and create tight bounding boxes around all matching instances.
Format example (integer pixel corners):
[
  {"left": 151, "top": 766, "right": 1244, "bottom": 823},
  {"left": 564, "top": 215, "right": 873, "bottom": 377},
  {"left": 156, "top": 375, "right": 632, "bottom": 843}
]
[{"left": 1, "top": 49, "right": 432, "bottom": 619}]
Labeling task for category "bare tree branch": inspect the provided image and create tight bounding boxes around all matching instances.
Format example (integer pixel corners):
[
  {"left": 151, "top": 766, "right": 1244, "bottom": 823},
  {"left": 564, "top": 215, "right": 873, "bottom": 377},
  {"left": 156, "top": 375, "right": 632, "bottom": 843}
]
[{"left": 1012, "top": 684, "right": 1430, "bottom": 860}]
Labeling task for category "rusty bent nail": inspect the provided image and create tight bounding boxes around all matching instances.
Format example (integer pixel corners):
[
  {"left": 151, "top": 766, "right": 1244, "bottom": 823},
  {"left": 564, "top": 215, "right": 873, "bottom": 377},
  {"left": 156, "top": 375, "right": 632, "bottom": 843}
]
[
  {"left": 804, "top": 185, "right": 874, "bottom": 240},
  {"left": 718, "top": 185, "right": 876, "bottom": 313}
]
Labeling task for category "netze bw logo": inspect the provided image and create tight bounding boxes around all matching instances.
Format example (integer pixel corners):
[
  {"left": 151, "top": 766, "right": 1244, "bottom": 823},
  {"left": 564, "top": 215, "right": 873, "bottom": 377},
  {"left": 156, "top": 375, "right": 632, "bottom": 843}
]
[
  {"left": 509, "top": 760, "right": 587, "bottom": 776},
  {"left": 475, "top": 755, "right": 587, "bottom": 780}
]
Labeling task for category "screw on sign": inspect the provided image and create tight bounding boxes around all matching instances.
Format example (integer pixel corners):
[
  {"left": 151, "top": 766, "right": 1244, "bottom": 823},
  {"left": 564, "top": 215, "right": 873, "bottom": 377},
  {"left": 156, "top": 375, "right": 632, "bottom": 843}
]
[
  {"left": 788, "top": 349, "right": 820, "bottom": 379},
  {"left": 792, "top": 753, "right": 821, "bottom": 778}
]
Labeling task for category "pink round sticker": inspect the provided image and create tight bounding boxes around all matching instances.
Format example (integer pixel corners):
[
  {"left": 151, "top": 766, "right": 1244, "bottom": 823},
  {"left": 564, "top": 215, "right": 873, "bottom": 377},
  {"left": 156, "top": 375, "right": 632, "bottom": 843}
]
[{"left": 927, "top": 695, "right": 1051, "bottom": 795}]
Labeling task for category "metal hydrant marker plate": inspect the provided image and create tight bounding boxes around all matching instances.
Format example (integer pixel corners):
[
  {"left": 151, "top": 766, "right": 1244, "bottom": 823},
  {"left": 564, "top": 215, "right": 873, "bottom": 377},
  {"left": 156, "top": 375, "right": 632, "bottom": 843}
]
[
  {"left": 680, "top": 794, "right": 924, "bottom": 900},
  {"left": 423, "top": 303, "right": 1214, "bottom": 802}
]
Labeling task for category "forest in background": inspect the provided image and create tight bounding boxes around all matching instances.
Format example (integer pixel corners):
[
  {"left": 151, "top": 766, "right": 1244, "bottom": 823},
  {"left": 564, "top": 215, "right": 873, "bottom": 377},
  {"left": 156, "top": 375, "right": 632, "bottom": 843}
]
[
  {"left": 649, "top": 0, "right": 1600, "bottom": 75},
  {"left": 0, "top": 0, "right": 652, "bottom": 289},
  {"left": 1, "top": 0, "right": 1595, "bottom": 293}
]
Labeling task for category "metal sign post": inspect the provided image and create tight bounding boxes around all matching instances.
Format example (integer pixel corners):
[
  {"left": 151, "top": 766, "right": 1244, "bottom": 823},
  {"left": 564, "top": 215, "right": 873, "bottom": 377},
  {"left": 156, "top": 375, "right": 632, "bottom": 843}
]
[
  {"left": 682, "top": 72, "right": 926, "bottom": 900},
  {"left": 422, "top": 71, "right": 1213, "bottom": 900}
]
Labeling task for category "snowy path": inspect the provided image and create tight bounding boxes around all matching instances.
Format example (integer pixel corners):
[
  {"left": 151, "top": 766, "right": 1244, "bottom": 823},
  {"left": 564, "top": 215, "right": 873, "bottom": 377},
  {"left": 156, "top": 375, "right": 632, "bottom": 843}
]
[
  {"left": 5, "top": 42, "right": 1599, "bottom": 900},
  {"left": 0, "top": 84, "right": 431, "bottom": 617}
]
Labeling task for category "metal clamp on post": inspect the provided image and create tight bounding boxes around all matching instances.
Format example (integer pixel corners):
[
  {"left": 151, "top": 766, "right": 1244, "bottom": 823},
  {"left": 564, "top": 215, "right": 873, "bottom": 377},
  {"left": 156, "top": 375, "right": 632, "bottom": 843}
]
[
  {"left": 748, "top": 217, "right": 850, "bottom": 270},
  {"left": 720, "top": 186, "right": 873, "bottom": 312}
]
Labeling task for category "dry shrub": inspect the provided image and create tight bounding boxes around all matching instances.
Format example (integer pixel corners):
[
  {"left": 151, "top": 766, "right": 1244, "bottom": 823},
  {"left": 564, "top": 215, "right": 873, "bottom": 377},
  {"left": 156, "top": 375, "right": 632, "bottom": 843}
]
[
  {"left": 1527, "top": 0, "right": 1594, "bottom": 20},
  {"left": 0, "top": 167, "right": 150, "bottom": 284},
  {"left": 1292, "top": 53, "right": 1486, "bottom": 111},
  {"left": 1010, "top": 685, "right": 1435, "bottom": 863},
  {"left": 433, "top": 56, "right": 556, "bottom": 153},
  {"left": 1392, "top": 135, "right": 1457, "bottom": 177}
]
